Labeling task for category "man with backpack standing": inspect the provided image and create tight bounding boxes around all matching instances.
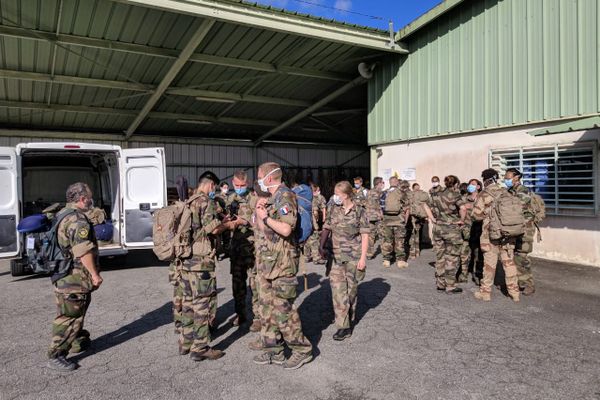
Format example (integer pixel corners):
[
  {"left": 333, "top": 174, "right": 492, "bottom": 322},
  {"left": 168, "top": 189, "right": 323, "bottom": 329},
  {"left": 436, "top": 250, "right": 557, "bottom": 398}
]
[
  {"left": 47, "top": 182, "right": 103, "bottom": 372},
  {"left": 505, "top": 168, "right": 537, "bottom": 296},
  {"left": 472, "top": 169, "right": 521, "bottom": 302},
  {"left": 407, "top": 183, "right": 430, "bottom": 259},
  {"left": 365, "top": 177, "right": 384, "bottom": 259},
  {"left": 381, "top": 176, "right": 410, "bottom": 269},
  {"left": 252, "top": 162, "right": 313, "bottom": 370}
]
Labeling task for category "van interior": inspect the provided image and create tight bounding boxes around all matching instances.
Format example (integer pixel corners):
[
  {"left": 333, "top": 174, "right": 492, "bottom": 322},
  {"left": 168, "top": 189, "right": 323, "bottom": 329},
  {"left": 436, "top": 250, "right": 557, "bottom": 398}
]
[{"left": 21, "top": 149, "right": 121, "bottom": 249}]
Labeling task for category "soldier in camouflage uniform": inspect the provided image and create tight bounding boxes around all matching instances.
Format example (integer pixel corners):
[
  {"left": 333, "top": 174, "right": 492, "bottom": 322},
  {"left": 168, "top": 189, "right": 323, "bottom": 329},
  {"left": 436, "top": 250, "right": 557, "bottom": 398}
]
[
  {"left": 457, "top": 179, "right": 481, "bottom": 282},
  {"left": 170, "top": 176, "right": 189, "bottom": 335},
  {"left": 505, "top": 168, "right": 536, "bottom": 296},
  {"left": 407, "top": 183, "right": 430, "bottom": 259},
  {"left": 251, "top": 162, "right": 313, "bottom": 370},
  {"left": 47, "top": 182, "right": 103, "bottom": 372},
  {"left": 225, "top": 170, "right": 259, "bottom": 328},
  {"left": 381, "top": 177, "right": 410, "bottom": 269},
  {"left": 365, "top": 177, "right": 384, "bottom": 259},
  {"left": 320, "top": 181, "right": 369, "bottom": 341},
  {"left": 423, "top": 176, "right": 466, "bottom": 294},
  {"left": 179, "top": 171, "right": 230, "bottom": 362},
  {"left": 428, "top": 176, "right": 443, "bottom": 265},
  {"left": 305, "top": 183, "right": 327, "bottom": 264},
  {"left": 214, "top": 181, "right": 230, "bottom": 261},
  {"left": 353, "top": 176, "right": 369, "bottom": 208},
  {"left": 473, "top": 169, "right": 520, "bottom": 302}
]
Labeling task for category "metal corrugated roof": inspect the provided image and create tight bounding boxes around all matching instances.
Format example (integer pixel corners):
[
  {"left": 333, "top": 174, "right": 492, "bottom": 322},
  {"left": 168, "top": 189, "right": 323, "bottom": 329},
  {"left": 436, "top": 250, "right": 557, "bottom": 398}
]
[{"left": 0, "top": 0, "right": 396, "bottom": 146}]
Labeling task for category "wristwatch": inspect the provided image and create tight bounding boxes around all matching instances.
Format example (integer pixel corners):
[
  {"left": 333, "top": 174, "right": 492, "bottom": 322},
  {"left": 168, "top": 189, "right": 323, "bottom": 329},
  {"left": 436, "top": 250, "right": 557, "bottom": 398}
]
[{"left": 262, "top": 216, "right": 269, "bottom": 226}]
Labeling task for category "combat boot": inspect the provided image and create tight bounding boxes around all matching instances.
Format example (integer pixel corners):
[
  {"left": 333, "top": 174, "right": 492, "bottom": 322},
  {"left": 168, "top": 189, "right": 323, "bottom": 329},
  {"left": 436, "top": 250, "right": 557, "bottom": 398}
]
[
  {"left": 474, "top": 291, "right": 491, "bottom": 301},
  {"left": 333, "top": 328, "right": 352, "bottom": 341},
  {"left": 253, "top": 351, "right": 285, "bottom": 365},
  {"left": 248, "top": 338, "right": 266, "bottom": 351},
  {"left": 509, "top": 292, "right": 520, "bottom": 302},
  {"left": 249, "top": 319, "right": 261, "bottom": 332},
  {"left": 522, "top": 286, "right": 535, "bottom": 296},
  {"left": 382, "top": 260, "right": 391, "bottom": 268},
  {"left": 283, "top": 352, "right": 313, "bottom": 370},
  {"left": 232, "top": 313, "right": 247, "bottom": 327},
  {"left": 396, "top": 260, "right": 408, "bottom": 269},
  {"left": 47, "top": 355, "right": 78, "bottom": 372},
  {"left": 458, "top": 274, "right": 468, "bottom": 283},
  {"left": 446, "top": 287, "right": 463, "bottom": 295},
  {"left": 69, "top": 336, "right": 91, "bottom": 354},
  {"left": 189, "top": 348, "right": 224, "bottom": 362}
]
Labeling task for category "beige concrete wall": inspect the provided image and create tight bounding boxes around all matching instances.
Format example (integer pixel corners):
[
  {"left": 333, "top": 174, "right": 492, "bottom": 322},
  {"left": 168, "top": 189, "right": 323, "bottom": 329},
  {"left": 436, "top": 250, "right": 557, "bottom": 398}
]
[{"left": 372, "top": 124, "right": 600, "bottom": 267}]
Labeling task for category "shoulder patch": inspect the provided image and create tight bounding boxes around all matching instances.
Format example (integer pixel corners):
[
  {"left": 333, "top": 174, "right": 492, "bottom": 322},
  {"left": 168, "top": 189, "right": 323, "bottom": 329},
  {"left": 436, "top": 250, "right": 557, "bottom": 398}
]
[
  {"left": 78, "top": 227, "right": 89, "bottom": 239},
  {"left": 279, "top": 205, "right": 290, "bottom": 215}
]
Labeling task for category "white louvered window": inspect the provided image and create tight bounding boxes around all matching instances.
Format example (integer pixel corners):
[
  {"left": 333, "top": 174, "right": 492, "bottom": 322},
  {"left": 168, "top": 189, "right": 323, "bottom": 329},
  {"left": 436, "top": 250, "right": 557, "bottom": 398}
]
[{"left": 489, "top": 143, "right": 597, "bottom": 216}]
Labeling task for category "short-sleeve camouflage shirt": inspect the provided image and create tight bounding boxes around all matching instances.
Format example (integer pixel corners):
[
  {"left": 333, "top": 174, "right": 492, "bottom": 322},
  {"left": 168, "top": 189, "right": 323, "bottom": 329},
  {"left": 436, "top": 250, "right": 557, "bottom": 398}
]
[
  {"left": 430, "top": 188, "right": 465, "bottom": 224},
  {"left": 324, "top": 202, "right": 370, "bottom": 263}
]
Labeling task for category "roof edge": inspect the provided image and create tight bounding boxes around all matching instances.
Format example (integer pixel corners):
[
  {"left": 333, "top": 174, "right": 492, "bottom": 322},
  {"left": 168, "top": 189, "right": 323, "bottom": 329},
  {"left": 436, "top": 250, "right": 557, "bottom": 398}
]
[{"left": 395, "top": 0, "right": 466, "bottom": 42}]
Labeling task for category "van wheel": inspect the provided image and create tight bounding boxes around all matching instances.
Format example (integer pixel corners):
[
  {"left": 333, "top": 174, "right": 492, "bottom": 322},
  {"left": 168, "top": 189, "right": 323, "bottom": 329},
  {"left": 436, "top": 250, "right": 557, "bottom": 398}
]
[{"left": 10, "top": 260, "right": 27, "bottom": 277}]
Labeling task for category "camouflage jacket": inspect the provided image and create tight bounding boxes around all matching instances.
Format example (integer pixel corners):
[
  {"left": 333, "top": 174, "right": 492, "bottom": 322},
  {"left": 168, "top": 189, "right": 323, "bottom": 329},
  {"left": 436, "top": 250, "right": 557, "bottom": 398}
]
[
  {"left": 430, "top": 188, "right": 465, "bottom": 224},
  {"left": 227, "top": 190, "right": 257, "bottom": 257},
  {"left": 353, "top": 186, "right": 368, "bottom": 207},
  {"left": 256, "top": 184, "right": 299, "bottom": 279},
  {"left": 461, "top": 194, "right": 478, "bottom": 227},
  {"left": 509, "top": 183, "right": 534, "bottom": 223},
  {"left": 324, "top": 202, "right": 370, "bottom": 263},
  {"left": 54, "top": 204, "right": 97, "bottom": 294},
  {"left": 428, "top": 186, "right": 443, "bottom": 203},
  {"left": 365, "top": 188, "right": 384, "bottom": 222},
  {"left": 408, "top": 190, "right": 430, "bottom": 218},
  {"left": 187, "top": 191, "right": 220, "bottom": 271},
  {"left": 311, "top": 193, "right": 327, "bottom": 229},
  {"left": 382, "top": 186, "right": 409, "bottom": 226},
  {"left": 472, "top": 183, "right": 504, "bottom": 245}
]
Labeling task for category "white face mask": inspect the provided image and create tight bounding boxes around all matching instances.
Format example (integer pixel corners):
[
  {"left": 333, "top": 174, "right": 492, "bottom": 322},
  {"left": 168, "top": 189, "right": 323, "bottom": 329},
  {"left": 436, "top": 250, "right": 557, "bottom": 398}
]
[
  {"left": 258, "top": 168, "right": 281, "bottom": 192},
  {"left": 432, "top": 182, "right": 440, "bottom": 188},
  {"left": 333, "top": 194, "right": 343, "bottom": 205}
]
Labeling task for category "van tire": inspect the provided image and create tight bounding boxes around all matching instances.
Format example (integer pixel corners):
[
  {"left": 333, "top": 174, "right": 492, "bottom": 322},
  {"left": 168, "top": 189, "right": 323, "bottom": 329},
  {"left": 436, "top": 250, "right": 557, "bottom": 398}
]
[{"left": 10, "top": 260, "right": 27, "bottom": 277}]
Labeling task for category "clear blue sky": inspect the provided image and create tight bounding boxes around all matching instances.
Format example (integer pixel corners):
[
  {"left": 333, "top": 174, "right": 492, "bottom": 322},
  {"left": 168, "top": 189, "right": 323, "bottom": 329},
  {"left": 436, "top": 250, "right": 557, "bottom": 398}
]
[{"left": 254, "top": 0, "right": 443, "bottom": 31}]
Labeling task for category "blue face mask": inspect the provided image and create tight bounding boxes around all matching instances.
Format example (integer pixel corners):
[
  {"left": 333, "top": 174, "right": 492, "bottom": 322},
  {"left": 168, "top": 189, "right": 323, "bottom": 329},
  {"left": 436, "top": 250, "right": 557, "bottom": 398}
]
[
  {"left": 235, "top": 187, "right": 247, "bottom": 196},
  {"left": 354, "top": 184, "right": 361, "bottom": 189},
  {"left": 504, "top": 179, "right": 514, "bottom": 189},
  {"left": 208, "top": 191, "right": 215, "bottom": 199},
  {"left": 467, "top": 184, "right": 477, "bottom": 194}
]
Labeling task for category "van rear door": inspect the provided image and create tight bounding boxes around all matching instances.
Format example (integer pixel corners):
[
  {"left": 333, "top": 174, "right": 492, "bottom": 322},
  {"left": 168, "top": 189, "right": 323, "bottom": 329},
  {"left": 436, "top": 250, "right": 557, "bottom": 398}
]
[
  {"left": 0, "top": 147, "right": 21, "bottom": 259},
  {"left": 121, "top": 148, "right": 166, "bottom": 248}
]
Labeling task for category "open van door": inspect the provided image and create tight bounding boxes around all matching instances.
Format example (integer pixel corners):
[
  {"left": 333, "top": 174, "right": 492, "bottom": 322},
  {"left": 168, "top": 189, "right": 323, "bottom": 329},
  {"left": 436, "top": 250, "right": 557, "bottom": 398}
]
[
  {"left": 121, "top": 148, "right": 166, "bottom": 249},
  {"left": 0, "top": 147, "right": 20, "bottom": 259}
]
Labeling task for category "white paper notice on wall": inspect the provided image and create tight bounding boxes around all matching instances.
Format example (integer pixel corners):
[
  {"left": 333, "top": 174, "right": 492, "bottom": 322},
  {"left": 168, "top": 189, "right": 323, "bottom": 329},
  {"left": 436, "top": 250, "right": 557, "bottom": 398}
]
[
  {"left": 400, "top": 168, "right": 417, "bottom": 181},
  {"left": 26, "top": 237, "right": 35, "bottom": 250},
  {"left": 382, "top": 168, "right": 392, "bottom": 182}
]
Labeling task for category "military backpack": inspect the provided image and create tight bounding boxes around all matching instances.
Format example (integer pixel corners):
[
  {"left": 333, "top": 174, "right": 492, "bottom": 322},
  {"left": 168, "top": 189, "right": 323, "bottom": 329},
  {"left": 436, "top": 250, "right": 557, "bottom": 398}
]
[
  {"left": 487, "top": 188, "right": 525, "bottom": 240},
  {"left": 383, "top": 187, "right": 405, "bottom": 216},
  {"left": 152, "top": 194, "right": 201, "bottom": 261}
]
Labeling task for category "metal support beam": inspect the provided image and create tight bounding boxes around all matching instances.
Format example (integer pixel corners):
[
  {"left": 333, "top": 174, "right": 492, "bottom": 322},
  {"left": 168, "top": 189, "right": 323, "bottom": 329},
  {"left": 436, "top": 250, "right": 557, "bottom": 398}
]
[
  {"left": 0, "top": 100, "right": 279, "bottom": 126},
  {"left": 125, "top": 19, "right": 215, "bottom": 138},
  {"left": 253, "top": 75, "right": 367, "bottom": 146},
  {"left": 0, "top": 25, "right": 350, "bottom": 82},
  {"left": 308, "top": 116, "right": 345, "bottom": 136},
  {"left": 116, "top": 0, "right": 408, "bottom": 53},
  {"left": 168, "top": 88, "right": 311, "bottom": 107}
]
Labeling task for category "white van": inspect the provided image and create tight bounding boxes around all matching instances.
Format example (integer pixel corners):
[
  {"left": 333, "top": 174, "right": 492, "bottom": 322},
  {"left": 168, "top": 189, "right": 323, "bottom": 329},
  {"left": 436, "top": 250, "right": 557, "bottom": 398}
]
[{"left": 0, "top": 142, "right": 167, "bottom": 276}]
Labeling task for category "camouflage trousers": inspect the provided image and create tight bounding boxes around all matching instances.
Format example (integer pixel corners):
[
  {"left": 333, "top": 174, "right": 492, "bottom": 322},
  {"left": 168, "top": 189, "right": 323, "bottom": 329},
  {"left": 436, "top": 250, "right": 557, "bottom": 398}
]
[
  {"left": 367, "top": 220, "right": 382, "bottom": 258},
  {"left": 480, "top": 239, "right": 520, "bottom": 297},
  {"left": 432, "top": 224, "right": 462, "bottom": 290},
  {"left": 305, "top": 229, "right": 324, "bottom": 262},
  {"left": 381, "top": 224, "right": 407, "bottom": 262},
  {"left": 169, "top": 261, "right": 183, "bottom": 333},
  {"left": 330, "top": 261, "right": 365, "bottom": 329},
  {"left": 179, "top": 269, "right": 217, "bottom": 353},
  {"left": 256, "top": 274, "right": 312, "bottom": 355},
  {"left": 459, "top": 239, "right": 472, "bottom": 277},
  {"left": 248, "top": 266, "right": 259, "bottom": 321},
  {"left": 231, "top": 253, "right": 260, "bottom": 320},
  {"left": 48, "top": 290, "right": 91, "bottom": 358},
  {"left": 515, "top": 225, "right": 535, "bottom": 288},
  {"left": 408, "top": 217, "right": 426, "bottom": 259}
]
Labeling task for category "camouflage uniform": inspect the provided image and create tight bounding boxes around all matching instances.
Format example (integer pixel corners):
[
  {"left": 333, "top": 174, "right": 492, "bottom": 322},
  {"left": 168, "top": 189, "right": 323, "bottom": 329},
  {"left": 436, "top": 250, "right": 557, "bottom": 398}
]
[
  {"left": 48, "top": 204, "right": 97, "bottom": 358},
  {"left": 407, "top": 190, "right": 430, "bottom": 259},
  {"left": 353, "top": 186, "right": 369, "bottom": 208},
  {"left": 169, "top": 260, "right": 184, "bottom": 334},
  {"left": 324, "top": 202, "right": 369, "bottom": 329},
  {"left": 510, "top": 183, "right": 535, "bottom": 290},
  {"left": 256, "top": 185, "right": 312, "bottom": 356},
  {"left": 428, "top": 186, "right": 444, "bottom": 257},
  {"left": 381, "top": 186, "right": 409, "bottom": 263},
  {"left": 458, "top": 194, "right": 477, "bottom": 280},
  {"left": 305, "top": 193, "right": 327, "bottom": 262},
  {"left": 214, "top": 193, "right": 230, "bottom": 259},
  {"left": 365, "top": 187, "right": 383, "bottom": 258},
  {"left": 473, "top": 183, "right": 520, "bottom": 298},
  {"left": 227, "top": 190, "right": 259, "bottom": 322},
  {"left": 179, "top": 192, "right": 221, "bottom": 354},
  {"left": 430, "top": 188, "right": 465, "bottom": 290}
]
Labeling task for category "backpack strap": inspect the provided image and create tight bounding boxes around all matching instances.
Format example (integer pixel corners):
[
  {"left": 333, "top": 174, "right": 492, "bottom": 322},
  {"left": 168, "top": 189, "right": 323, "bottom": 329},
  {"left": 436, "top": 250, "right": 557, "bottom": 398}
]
[
  {"left": 52, "top": 208, "right": 80, "bottom": 253},
  {"left": 185, "top": 193, "right": 203, "bottom": 205}
]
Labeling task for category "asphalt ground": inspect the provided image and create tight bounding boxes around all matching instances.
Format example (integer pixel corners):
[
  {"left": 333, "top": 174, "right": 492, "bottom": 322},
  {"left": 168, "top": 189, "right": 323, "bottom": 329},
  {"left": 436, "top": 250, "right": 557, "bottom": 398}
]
[{"left": 1, "top": 249, "right": 599, "bottom": 400}]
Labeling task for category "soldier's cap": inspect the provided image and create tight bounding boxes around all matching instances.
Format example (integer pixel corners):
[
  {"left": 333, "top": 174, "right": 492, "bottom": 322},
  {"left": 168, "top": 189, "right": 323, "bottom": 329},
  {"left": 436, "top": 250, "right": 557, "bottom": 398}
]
[
  {"left": 198, "top": 170, "right": 220, "bottom": 185},
  {"left": 481, "top": 168, "right": 499, "bottom": 181}
]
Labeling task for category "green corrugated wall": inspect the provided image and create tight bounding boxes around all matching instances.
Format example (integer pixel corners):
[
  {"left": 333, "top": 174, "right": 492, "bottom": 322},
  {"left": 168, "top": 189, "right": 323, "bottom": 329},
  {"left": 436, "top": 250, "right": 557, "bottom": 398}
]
[{"left": 368, "top": 0, "right": 600, "bottom": 145}]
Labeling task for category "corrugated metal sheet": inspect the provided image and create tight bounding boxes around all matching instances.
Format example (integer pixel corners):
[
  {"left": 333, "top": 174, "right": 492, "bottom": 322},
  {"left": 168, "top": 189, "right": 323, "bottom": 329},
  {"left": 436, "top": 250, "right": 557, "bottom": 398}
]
[
  {"left": 0, "top": 135, "right": 368, "bottom": 187},
  {"left": 368, "top": 0, "right": 600, "bottom": 145}
]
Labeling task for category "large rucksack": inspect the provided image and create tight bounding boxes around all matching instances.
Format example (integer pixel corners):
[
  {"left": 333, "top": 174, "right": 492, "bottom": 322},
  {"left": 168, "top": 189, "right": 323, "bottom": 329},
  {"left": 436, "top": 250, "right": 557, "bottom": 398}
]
[
  {"left": 530, "top": 192, "right": 546, "bottom": 242},
  {"left": 384, "top": 187, "right": 405, "bottom": 215},
  {"left": 409, "top": 191, "right": 429, "bottom": 219},
  {"left": 488, "top": 188, "right": 525, "bottom": 240},
  {"left": 291, "top": 184, "right": 313, "bottom": 244},
  {"left": 18, "top": 209, "right": 77, "bottom": 282},
  {"left": 152, "top": 194, "right": 201, "bottom": 261}
]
